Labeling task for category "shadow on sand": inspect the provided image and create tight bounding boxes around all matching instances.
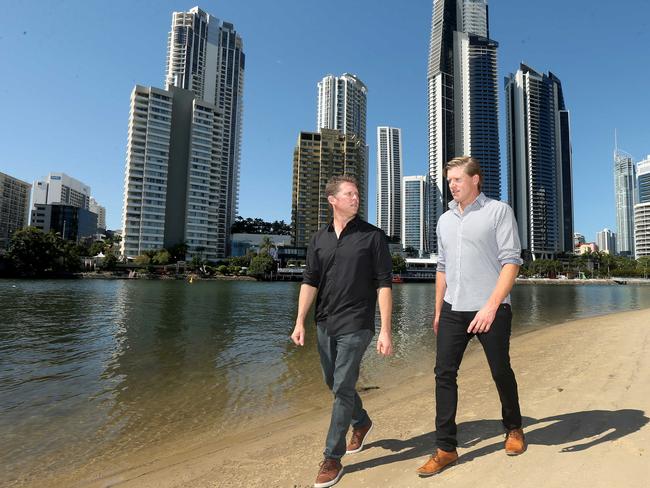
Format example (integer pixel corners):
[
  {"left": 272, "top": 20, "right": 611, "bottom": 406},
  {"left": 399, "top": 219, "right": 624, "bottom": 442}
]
[{"left": 345, "top": 409, "right": 648, "bottom": 474}]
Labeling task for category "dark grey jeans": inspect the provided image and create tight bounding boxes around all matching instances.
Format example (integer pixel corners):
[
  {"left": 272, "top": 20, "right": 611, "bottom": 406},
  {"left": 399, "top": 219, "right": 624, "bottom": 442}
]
[{"left": 317, "top": 325, "right": 373, "bottom": 459}]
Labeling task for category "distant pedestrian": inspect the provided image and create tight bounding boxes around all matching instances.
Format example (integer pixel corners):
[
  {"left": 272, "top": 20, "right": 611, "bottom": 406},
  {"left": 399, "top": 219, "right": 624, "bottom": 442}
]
[
  {"left": 417, "top": 156, "right": 526, "bottom": 477},
  {"left": 291, "top": 175, "right": 393, "bottom": 488}
]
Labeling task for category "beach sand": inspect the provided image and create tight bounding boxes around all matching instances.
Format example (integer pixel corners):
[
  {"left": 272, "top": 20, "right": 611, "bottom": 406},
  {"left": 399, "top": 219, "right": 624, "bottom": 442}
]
[{"left": 53, "top": 308, "right": 650, "bottom": 488}]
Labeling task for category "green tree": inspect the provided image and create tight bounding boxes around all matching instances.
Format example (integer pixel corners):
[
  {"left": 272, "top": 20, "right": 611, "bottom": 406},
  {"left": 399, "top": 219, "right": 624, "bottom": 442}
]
[
  {"left": 152, "top": 249, "right": 171, "bottom": 265},
  {"left": 89, "top": 240, "right": 105, "bottom": 256},
  {"left": 134, "top": 254, "right": 151, "bottom": 266},
  {"left": 167, "top": 242, "right": 188, "bottom": 263},
  {"left": 637, "top": 256, "right": 650, "bottom": 278},
  {"left": 258, "top": 236, "right": 275, "bottom": 255},
  {"left": 392, "top": 255, "right": 406, "bottom": 275},
  {"left": 99, "top": 251, "right": 118, "bottom": 271},
  {"left": 8, "top": 228, "right": 62, "bottom": 276},
  {"left": 248, "top": 254, "right": 275, "bottom": 279}
]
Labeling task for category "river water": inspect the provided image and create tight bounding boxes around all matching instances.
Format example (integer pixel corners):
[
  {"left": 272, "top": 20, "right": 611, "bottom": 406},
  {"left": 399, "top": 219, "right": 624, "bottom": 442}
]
[{"left": 2, "top": 279, "right": 650, "bottom": 485}]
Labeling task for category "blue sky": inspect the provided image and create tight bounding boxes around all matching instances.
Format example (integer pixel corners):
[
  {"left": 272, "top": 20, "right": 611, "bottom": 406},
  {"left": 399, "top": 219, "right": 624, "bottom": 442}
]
[{"left": 1, "top": 0, "right": 649, "bottom": 242}]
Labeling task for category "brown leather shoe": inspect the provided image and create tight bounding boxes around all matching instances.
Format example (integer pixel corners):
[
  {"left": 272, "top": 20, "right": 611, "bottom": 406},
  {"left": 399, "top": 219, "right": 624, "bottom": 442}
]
[
  {"left": 416, "top": 448, "right": 458, "bottom": 476},
  {"left": 346, "top": 420, "right": 373, "bottom": 454},
  {"left": 505, "top": 428, "right": 526, "bottom": 455},
  {"left": 314, "top": 458, "right": 344, "bottom": 488}
]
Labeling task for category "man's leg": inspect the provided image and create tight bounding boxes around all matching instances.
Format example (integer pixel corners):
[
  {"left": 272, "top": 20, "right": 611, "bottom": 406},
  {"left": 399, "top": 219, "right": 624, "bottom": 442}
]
[
  {"left": 317, "top": 324, "right": 336, "bottom": 391},
  {"left": 434, "top": 302, "right": 472, "bottom": 452},
  {"left": 476, "top": 304, "right": 522, "bottom": 431},
  {"left": 322, "top": 328, "right": 373, "bottom": 460}
]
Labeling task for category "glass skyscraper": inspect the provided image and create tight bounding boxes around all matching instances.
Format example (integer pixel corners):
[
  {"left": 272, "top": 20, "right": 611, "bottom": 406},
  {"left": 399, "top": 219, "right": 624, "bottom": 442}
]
[
  {"left": 614, "top": 149, "right": 636, "bottom": 257},
  {"left": 505, "top": 64, "right": 574, "bottom": 258},
  {"left": 402, "top": 176, "right": 427, "bottom": 257},
  {"left": 426, "top": 0, "right": 500, "bottom": 252}
]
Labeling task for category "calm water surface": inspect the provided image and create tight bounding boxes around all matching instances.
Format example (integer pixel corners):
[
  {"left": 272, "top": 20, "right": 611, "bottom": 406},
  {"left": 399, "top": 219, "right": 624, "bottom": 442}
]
[{"left": 2, "top": 279, "right": 650, "bottom": 485}]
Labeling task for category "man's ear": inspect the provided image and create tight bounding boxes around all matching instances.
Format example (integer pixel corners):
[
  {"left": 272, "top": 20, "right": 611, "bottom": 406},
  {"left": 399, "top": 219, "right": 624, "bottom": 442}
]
[{"left": 327, "top": 195, "right": 336, "bottom": 206}]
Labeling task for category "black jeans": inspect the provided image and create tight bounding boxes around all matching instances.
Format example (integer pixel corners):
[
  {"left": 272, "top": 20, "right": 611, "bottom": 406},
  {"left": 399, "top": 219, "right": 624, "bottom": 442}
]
[
  {"left": 317, "top": 325, "right": 373, "bottom": 459},
  {"left": 435, "top": 301, "right": 522, "bottom": 452}
]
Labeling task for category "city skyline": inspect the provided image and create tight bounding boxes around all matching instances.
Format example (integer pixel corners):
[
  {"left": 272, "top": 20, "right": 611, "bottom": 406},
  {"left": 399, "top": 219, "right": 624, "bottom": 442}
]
[{"left": 2, "top": 0, "right": 650, "bottom": 243}]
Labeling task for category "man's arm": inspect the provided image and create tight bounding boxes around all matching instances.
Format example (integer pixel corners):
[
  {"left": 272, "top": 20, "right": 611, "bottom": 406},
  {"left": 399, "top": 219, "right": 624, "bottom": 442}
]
[
  {"left": 376, "top": 286, "right": 393, "bottom": 356},
  {"left": 467, "top": 263, "right": 519, "bottom": 334},
  {"left": 433, "top": 271, "right": 447, "bottom": 335},
  {"left": 291, "top": 284, "right": 318, "bottom": 346}
]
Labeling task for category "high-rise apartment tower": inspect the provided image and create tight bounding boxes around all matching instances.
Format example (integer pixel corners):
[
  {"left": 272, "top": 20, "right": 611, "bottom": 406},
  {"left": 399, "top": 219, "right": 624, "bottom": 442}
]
[
  {"left": 427, "top": 0, "right": 500, "bottom": 252},
  {"left": 505, "top": 64, "right": 573, "bottom": 258},
  {"left": 376, "top": 127, "right": 402, "bottom": 239}
]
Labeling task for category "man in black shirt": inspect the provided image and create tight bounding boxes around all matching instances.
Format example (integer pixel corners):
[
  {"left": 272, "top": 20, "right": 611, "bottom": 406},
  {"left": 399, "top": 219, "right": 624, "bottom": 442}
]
[{"left": 291, "top": 175, "right": 393, "bottom": 488}]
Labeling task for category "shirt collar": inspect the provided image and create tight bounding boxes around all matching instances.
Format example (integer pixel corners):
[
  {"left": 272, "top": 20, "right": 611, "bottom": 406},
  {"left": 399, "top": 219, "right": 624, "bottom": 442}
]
[
  {"left": 327, "top": 215, "right": 360, "bottom": 233},
  {"left": 448, "top": 192, "right": 487, "bottom": 213}
]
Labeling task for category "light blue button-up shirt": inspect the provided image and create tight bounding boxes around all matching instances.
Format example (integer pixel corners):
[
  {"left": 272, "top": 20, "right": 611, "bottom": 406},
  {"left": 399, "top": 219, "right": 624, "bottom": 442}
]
[{"left": 436, "top": 193, "right": 523, "bottom": 311}]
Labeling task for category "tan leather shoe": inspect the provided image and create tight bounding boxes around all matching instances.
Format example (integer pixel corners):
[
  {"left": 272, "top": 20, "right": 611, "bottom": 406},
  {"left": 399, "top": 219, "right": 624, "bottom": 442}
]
[
  {"left": 505, "top": 428, "right": 527, "bottom": 455},
  {"left": 416, "top": 448, "right": 458, "bottom": 476},
  {"left": 314, "top": 458, "right": 344, "bottom": 488},
  {"left": 346, "top": 420, "right": 373, "bottom": 454}
]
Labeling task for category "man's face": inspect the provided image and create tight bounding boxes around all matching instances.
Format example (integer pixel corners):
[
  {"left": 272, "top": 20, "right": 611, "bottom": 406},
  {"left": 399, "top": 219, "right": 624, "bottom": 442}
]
[
  {"left": 446, "top": 166, "right": 479, "bottom": 206},
  {"left": 329, "top": 182, "right": 359, "bottom": 218}
]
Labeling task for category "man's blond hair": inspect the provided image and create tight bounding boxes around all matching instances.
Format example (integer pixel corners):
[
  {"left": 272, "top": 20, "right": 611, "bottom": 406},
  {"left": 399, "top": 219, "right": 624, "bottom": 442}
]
[{"left": 443, "top": 156, "right": 483, "bottom": 191}]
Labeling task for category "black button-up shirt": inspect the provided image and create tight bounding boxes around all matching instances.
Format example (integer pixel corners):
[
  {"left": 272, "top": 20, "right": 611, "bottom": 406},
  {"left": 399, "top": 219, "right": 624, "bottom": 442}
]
[{"left": 302, "top": 216, "right": 393, "bottom": 336}]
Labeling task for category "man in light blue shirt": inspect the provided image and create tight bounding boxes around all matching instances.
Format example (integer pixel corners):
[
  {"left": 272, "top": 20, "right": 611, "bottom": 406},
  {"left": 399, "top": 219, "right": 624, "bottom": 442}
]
[{"left": 417, "top": 156, "right": 526, "bottom": 477}]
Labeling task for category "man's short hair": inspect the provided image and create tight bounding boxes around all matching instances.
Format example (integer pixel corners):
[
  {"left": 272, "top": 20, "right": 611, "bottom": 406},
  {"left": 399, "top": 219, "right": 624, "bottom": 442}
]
[
  {"left": 325, "top": 175, "right": 359, "bottom": 198},
  {"left": 443, "top": 156, "right": 483, "bottom": 190}
]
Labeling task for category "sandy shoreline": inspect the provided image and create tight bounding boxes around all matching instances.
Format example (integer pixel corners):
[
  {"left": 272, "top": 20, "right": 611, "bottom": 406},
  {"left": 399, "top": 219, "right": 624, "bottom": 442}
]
[{"left": 28, "top": 308, "right": 650, "bottom": 488}]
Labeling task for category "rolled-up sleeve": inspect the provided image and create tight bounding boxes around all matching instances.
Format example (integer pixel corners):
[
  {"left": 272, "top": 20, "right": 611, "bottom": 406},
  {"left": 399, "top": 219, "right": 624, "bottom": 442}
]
[
  {"left": 302, "top": 233, "right": 321, "bottom": 287},
  {"left": 436, "top": 219, "right": 446, "bottom": 273},
  {"left": 374, "top": 230, "right": 393, "bottom": 288},
  {"left": 496, "top": 206, "right": 523, "bottom": 266}
]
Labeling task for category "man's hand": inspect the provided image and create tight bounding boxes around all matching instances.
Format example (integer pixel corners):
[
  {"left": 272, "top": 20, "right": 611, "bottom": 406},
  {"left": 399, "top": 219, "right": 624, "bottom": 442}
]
[
  {"left": 291, "top": 323, "right": 306, "bottom": 346},
  {"left": 467, "top": 304, "right": 498, "bottom": 334},
  {"left": 432, "top": 314, "right": 440, "bottom": 335},
  {"left": 376, "top": 329, "right": 393, "bottom": 356}
]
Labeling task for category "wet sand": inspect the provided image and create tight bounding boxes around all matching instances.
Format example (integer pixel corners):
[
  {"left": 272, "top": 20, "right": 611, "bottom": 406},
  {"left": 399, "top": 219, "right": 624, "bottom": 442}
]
[{"left": 40, "top": 308, "right": 650, "bottom": 487}]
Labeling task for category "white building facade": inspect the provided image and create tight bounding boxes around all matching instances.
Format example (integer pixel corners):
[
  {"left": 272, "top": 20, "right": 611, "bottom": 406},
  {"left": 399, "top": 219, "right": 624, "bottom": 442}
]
[
  {"left": 121, "top": 85, "right": 227, "bottom": 260},
  {"left": 32, "top": 173, "right": 90, "bottom": 211},
  {"left": 376, "top": 127, "right": 403, "bottom": 239},
  {"left": 89, "top": 197, "right": 106, "bottom": 231},
  {"left": 596, "top": 228, "right": 616, "bottom": 255}
]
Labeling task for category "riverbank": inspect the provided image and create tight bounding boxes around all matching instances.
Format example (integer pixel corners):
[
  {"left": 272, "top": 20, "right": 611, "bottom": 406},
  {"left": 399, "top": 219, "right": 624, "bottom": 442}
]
[
  {"left": 516, "top": 277, "right": 650, "bottom": 285},
  {"left": 37, "top": 307, "right": 650, "bottom": 488}
]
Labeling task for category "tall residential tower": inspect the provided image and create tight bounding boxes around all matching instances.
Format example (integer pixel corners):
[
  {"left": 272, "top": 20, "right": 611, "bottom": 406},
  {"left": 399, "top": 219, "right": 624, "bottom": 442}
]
[
  {"left": 317, "top": 73, "right": 368, "bottom": 217},
  {"left": 0, "top": 172, "right": 31, "bottom": 249},
  {"left": 165, "top": 6, "right": 245, "bottom": 236},
  {"left": 291, "top": 129, "right": 365, "bottom": 247},
  {"left": 376, "top": 127, "right": 402, "bottom": 239},
  {"left": 402, "top": 175, "right": 427, "bottom": 257},
  {"left": 427, "top": 0, "right": 500, "bottom": 252},
  {"left": 122, "top": 7, "right": 244, "bottom": 259},
  {"left": 505, "top": 64, "right": 573, "bottom": 259},
  {"left": 614, "top": 148, "right": 636, "bottom": 257},
  {"left": 634, "top": 156, "right": 650, "bottom": 258}
]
